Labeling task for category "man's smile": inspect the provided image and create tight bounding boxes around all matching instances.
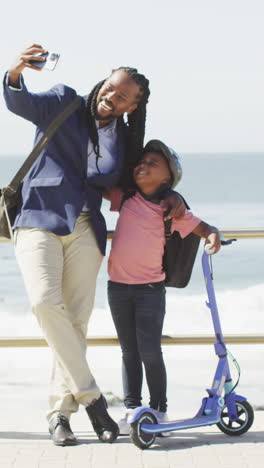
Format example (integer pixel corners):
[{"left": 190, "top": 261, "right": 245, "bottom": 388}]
[{"left": 99, "top": 100, "right": 114, "bottom": 112}]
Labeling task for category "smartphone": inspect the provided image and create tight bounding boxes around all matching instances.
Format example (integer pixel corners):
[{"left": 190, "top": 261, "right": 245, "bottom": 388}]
[{"left": 29, "top": 52, "right": 60, "bottom": 71}]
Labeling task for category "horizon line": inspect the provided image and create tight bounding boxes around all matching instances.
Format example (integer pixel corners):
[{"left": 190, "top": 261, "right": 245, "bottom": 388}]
[{"left": 1, "top": 151, "right": 264, "bottom": 157}]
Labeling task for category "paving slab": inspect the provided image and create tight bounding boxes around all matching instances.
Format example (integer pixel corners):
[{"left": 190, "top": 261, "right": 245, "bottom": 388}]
[{"left": 0, "top": 405, "right": 263, "bottom": 468}]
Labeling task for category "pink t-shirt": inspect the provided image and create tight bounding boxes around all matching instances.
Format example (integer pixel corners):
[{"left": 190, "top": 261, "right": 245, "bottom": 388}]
[{"left": 108, "top": 189, "right": 201, "bottom": 284}]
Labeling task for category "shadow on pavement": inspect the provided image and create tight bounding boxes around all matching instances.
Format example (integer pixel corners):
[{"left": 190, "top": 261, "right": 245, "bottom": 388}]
[
  {"left": 117, "top": 430, "right": 264, "bottom": 450},
  {"left": 0, "top": 431, "right": 106, "bottom": 444},
  {"left": 0, "top": 429, "right": 263, "bottom": 449}
]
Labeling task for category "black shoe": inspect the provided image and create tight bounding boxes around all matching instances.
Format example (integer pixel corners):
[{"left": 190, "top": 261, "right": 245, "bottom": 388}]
[
  {"left": 49, "top": 413, "right": 77, "bottom": 446},
  {"left": 86, "top": 394, "right": 119, "bottom": 443}
]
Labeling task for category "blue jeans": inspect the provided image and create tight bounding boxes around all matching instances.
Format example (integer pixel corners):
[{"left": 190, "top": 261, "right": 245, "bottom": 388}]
[{"left": 108, "top": 280, "right": 167, "bottom": 412}]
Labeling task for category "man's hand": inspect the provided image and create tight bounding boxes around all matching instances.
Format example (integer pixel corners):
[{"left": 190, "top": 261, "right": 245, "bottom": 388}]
[
  {"left": 8, "top": 44, "right": 48, "bottom": 87},
  {"left": 160, "top": 192, "right": 186, "bottom": 220}
]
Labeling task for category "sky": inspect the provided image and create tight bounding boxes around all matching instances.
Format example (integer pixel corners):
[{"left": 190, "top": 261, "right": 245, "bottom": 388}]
[{"left": 0, "top": 0, "right": 263, "bottom": 155}]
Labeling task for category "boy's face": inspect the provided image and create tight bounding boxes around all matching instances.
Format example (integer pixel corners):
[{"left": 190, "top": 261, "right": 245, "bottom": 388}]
[{"left": 133, "top": 151, "right": 171, "bottom": 195}]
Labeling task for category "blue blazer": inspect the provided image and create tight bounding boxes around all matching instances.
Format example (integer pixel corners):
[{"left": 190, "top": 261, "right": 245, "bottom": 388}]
[{"left": 3, "top": 74, "right": 126, "bottom": 255}]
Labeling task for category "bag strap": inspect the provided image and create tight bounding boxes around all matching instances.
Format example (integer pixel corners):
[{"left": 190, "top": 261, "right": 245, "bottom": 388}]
[
  {"left": 6, "top": 95, "right": 82, "bottom": 193},
  {"left": 164, "top": 218, "right": 172, "bottom": 241},
  {"left": 164, "top": 193, "right": 190, "bottom": 241},
  {"left": 3, "top": 196, "right": 15, "bottom": 241}
]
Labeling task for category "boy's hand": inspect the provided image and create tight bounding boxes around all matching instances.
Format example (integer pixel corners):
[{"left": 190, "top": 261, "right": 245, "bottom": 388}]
[
  {"left": 193, "top": 222, "right": 221, "bottom": 254},
  {"left": 205, "top": 231, "right": 221, "bottom": 254},
  {"left": 161, "top": 192, "right": 186, "bottom": 220}
]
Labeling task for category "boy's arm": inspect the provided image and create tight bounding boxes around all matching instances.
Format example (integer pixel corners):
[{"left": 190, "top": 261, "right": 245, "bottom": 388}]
[
  {"left": 193, "top": 221, "right": 221, "bottom": 254},
  {"left": 103, "top": 187, "right": 124, "bottom": 211},
  {"left": 102, "top": 190, "right": 111, "bottom": 201}
]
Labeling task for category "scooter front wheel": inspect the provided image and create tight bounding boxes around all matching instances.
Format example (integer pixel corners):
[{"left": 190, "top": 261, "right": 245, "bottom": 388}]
[
  {"left": 130, "top": 411, "right": 157, "bottom": 449},
  {"left": 217, "top": 400, "right": 254, "bottom": 436}
]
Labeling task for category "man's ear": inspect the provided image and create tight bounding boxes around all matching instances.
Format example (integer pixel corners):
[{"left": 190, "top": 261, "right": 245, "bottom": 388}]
[{"left": 127, "top": 103, "right": 138, "bottom": 115}]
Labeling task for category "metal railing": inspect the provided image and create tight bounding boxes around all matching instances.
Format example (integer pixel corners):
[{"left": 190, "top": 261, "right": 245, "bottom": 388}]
[
  {"left": 1, "top": 228, "right": 264, "bottom": 244},
  {"left": 108, "top": 228, "right": 264, "bottom": 241},
  {"left": 1, "top": 228, "right": 264, "bottom": 347},
  {"left": 0, "top": 334, "right": 263, "bottom": 348}
]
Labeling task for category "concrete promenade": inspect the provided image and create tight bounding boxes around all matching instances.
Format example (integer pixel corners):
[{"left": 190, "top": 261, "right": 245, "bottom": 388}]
[{"left": 0, "top": 405, "right": 263, "bottom": 468}]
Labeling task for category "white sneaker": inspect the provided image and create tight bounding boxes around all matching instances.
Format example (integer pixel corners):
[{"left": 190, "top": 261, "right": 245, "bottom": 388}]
[
  {"left": 118, "top": 409, "right": 135, "bottom": 435},
  {"left": 152, "top": 410, "right": 172, "bottom": 437}
]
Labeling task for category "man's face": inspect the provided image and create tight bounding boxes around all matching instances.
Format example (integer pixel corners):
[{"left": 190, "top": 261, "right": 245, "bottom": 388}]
[{"left": 96, "top": 70, "right": 141, "bottom": 122}]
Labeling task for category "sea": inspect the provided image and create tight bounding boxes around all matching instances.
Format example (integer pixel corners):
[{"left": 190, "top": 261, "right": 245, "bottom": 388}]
[{"left": 0, "top": 152, "right": 264, "bottom": 416}]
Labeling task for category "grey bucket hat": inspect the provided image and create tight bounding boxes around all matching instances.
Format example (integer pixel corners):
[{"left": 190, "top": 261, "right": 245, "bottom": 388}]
[{"left": 143, "top": 139, "right": 182, "bottom": 189}]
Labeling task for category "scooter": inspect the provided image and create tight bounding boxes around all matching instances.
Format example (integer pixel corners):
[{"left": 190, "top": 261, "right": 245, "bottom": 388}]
[{"left": 128, "top": 239, "right": 254, "bottom": 449}]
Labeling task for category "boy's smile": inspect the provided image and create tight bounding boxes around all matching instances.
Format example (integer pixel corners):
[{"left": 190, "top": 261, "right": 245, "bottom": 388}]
[{"left": 134, "top": 152, "right": 171, "bottom": 195}]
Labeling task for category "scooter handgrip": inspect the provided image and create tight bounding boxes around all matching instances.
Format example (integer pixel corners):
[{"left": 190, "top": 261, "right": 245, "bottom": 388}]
[
  {"left": 204, "top": 244, "right": 216, "bottom": 254},
  {"left": 221, "top": 238, "right": 237, "bottom": 246}
]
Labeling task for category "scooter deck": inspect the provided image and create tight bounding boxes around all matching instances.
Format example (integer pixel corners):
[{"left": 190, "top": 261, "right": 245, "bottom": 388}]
[{"left": 141, "top": 412, "right": 221, "bottom": 434}]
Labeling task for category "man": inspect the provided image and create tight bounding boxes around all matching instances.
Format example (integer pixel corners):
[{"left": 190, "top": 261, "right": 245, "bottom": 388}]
[{"left": 3, "top": 44, "right": 184, "bottom": 446}]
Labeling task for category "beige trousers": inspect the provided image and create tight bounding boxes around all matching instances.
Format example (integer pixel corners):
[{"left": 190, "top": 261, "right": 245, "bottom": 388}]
[{"left": 14, "top": 214, "right": 103, "bottom": 421}]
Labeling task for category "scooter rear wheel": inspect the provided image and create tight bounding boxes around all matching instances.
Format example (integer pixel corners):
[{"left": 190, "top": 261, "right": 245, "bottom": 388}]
[
  {"left": 130, "top": 411, "right": 157, "bottom": 449},
  {"left": 217, "top": 400, "right": 254, "bottom": 436}
]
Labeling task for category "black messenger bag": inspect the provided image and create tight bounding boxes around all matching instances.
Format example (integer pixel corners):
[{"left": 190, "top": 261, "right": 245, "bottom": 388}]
[{"left": 163, "top": 219, "right": 200, "bottom": 288}]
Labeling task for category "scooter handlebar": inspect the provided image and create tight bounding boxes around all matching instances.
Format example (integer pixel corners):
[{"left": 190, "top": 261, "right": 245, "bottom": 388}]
[{"left": 220, "top": 238, "right": 237, "bottom": 246}]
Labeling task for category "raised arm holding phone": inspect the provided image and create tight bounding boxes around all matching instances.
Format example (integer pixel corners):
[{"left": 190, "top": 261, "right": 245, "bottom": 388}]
[{"left": 8, "top": 45, "right": 59, "bottom": 86}]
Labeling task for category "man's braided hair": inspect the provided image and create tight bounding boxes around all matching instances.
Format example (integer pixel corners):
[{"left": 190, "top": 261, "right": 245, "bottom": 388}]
[{"left": 85, "top": 66, "right": 150, "bottom": 187}]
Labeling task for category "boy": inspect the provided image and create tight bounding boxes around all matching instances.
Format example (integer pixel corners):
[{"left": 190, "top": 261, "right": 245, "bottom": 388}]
[{"left": 106, "top": 139, "right": 221, "bottom": 435}]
